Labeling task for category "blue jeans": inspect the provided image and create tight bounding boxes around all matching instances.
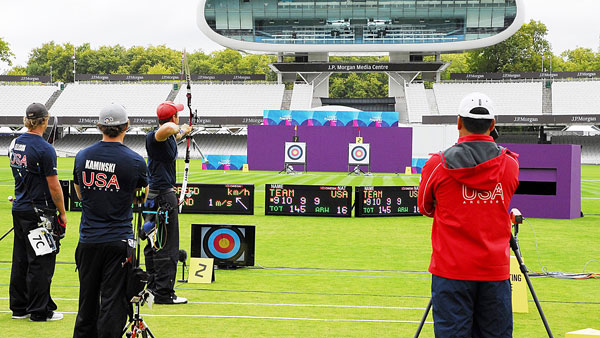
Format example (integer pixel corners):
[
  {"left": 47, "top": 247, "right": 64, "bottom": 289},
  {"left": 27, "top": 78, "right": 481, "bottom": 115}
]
[{"left": 431, "top": 275, "right": 513, "bottom": 338}]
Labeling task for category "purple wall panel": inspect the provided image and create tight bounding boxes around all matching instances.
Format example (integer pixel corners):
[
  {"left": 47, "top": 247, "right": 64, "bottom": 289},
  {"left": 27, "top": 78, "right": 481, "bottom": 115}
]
[
  {"left": 248, "top": 125, "right": 412, "bottom": 173},
  {"left": 501, "top": 144, "right": 581, "bottom": 219}
]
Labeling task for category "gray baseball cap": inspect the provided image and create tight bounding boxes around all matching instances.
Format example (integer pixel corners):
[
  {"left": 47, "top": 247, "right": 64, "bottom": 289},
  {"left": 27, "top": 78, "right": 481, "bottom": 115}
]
[{"left": 98, "top": 103, "right": 129, "bottom": 126}]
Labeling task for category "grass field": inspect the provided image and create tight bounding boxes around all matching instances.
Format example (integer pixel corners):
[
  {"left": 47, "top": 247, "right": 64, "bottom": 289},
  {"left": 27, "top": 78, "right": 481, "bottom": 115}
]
[{"left": 0, "top": 157, "right": 598, "bottom": 337}]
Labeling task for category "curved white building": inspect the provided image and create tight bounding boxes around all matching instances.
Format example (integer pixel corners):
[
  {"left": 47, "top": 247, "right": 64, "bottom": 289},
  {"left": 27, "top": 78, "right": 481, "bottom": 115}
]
[{"left": 197, "top": 0, "right": 525, "bottom": 53}]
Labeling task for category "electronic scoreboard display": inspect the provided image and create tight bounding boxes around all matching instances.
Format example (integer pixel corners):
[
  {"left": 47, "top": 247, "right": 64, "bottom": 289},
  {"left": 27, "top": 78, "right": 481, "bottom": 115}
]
[
  {"left": 265, "top": 184, "right": 352, "bottom": 217},
  {"left": 176, "top": 183, "right": 254, "bottom": 215},
  {"left": 355, "top": 186, "right": 421, "bottom": 217}
]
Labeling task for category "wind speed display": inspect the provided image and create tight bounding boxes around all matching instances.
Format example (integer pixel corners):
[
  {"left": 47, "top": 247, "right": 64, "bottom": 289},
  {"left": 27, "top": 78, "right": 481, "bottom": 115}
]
[
  {"left": 265, "top": 184, "right": 352, "bottom": 217},
  {"left": 355, "top": 186, "right": 420, "bottom": 217},
  {"left": 176, "top": 183, "right": 254, "bottom": 215}
]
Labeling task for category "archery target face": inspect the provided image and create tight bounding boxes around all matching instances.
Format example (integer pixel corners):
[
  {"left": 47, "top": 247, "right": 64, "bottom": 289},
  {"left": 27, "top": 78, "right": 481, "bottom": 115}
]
[
  {"left": 203, "top": 227, "right": 246, "bottom": 261},
  {"left": 348, "top": 143, "right": 370, "bottom": 165},
  {"left": 285, "top": 142, "right": 306, "bottom": 164}
]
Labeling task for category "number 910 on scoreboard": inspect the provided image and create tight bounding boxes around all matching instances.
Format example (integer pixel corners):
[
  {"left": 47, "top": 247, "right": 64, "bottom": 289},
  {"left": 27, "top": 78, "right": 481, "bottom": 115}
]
[
  {"left": 265, "top": 184, "right": 352, "bottom": 217},
  {"left": 355, "top": 186, "right": 421, "bottom": 217}
]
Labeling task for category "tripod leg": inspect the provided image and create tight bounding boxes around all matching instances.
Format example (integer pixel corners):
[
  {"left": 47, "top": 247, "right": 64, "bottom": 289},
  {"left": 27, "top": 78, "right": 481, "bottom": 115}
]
[
  {"left": 0, "top": 227, "right": 14, "bottom": 242},
  {"left": 143, "top": 319, "right": 156, "bottom": 338},
  {"left": 414, "top": 298, "right": 432, "bottom": 338},
  {"left": 510, "top": 235, "right": 554, "bottom": 338}
]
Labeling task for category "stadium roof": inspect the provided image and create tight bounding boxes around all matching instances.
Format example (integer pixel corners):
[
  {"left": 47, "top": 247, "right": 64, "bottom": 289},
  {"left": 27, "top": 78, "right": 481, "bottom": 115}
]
[{"left": 197, "top": 0, "right": 525, "bottom": 53}]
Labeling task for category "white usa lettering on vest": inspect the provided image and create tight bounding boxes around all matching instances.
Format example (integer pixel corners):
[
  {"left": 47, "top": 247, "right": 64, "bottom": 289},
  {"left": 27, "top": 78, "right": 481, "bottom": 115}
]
[
  {"left": 82, "top": 171, "right": 120, "bottom": 190},
  {"left": 462, "top": 183, "right": 504, "bottom": 203}
]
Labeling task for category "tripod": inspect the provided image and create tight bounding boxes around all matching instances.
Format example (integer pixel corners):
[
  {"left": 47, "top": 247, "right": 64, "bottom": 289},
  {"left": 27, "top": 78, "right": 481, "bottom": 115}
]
[
  {"left": 414, "top": 209, "right": 553, "bottom": 338},
  {"left": 279, "top": 163, "right": 300, "bottom": 174},
  {"left": 123, "top": 193, "right": 156, "bottom": 338}
]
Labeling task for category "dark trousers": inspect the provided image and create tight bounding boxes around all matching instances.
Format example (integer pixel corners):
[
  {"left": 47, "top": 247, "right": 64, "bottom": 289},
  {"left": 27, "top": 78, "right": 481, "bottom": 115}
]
[
  {"left": 73, "top": 241, "right": 129, "bottom": 338},
  {"left": 9, "top": 210, "right": 57, "bottom": 319},
  {"left": 144, "top": 191, "right": 179, "bottom": 302},
  {"left": 431, "top": 274, "right": 513, "bottom": 338}
]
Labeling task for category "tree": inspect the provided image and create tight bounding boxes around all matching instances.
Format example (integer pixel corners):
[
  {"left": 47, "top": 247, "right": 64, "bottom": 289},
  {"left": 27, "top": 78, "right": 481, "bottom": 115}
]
[
  {"left": 26, "top": 41, "right": 77, "bottom": 82},
  {"left": 209, "top": 49, "right": 243, "bottom": 74},
  {"left": 467, "top": 20, "right": 552, "bottom": 73},
  {"left": 0, "top": 37, "right": 14, "bottom": 67},
  {"left": 329, "top": 56, "right": 388, "bottom": 98},
  {"left": 558, "top": 48, "right": 599, "bottom": 71}
]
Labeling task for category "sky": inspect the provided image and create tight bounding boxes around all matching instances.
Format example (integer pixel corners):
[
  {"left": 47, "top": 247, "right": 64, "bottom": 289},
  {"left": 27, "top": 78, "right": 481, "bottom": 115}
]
[{"left": 1, "top": 0, "right": 599, "bottom": 72}]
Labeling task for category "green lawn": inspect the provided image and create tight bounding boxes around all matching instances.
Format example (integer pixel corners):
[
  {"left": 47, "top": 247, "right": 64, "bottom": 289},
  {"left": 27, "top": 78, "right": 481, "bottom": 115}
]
[{"left": 0, "top": 158, "right": 598, "bottom": 337}]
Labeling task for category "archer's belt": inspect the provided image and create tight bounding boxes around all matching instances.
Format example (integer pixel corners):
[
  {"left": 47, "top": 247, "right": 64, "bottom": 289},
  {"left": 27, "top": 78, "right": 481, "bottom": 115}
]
[{"left": 148, "top": 188, "right": 175, "bottom": 199}]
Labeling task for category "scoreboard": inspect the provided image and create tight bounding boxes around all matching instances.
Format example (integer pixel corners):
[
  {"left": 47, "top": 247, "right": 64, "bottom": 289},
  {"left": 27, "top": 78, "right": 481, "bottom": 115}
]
[
  {"left": 355, "top": 186, "right": 421, "bottom": 217},
  {"left": 265, "top": 184, "right": 352, "bottom": 217},
  {"left": 177, "top": 183, "right": 254, "bottom": 215}
]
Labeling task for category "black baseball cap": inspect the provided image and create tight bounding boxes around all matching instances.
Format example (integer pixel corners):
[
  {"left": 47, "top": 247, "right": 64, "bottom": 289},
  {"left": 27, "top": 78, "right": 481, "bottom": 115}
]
[{"left": 25, "top": 103, "right": 49, "bottom": 119}]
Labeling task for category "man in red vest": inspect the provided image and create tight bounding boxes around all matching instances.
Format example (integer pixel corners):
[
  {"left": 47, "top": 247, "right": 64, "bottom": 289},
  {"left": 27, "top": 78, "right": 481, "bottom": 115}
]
[{"left": 418, "top": 92, "right": 520, "bottom": 337}]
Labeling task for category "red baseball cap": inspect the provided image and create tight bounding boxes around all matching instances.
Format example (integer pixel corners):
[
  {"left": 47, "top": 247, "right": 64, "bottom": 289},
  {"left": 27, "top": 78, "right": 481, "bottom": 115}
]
[{"left": 156, "top": 101, "right": 184, "bottom": 120}]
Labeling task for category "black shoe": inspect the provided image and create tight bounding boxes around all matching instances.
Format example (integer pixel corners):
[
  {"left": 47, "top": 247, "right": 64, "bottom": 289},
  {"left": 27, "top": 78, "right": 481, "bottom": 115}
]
[
  {"left": 155, "top": 295, "right": 187, "bottom": 304},
  {"left": 12, "top": 313, "right": 29, "bottom": 319}
]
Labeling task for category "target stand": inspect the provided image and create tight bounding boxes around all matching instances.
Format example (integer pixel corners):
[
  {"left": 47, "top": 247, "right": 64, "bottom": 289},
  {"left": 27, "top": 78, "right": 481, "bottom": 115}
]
[
  {"left": 348, "top": 143, "right": 371, "bottom": 176},
  {"left": 191, "top": 224, "right": 255, "bottom": 270},
  {"left": 281, "top": 142, "right": 306, "bottom": 174}
]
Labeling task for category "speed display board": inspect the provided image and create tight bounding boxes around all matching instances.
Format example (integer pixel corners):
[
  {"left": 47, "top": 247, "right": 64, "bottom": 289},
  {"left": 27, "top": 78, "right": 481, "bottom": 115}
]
[
  {"left": 177, "top": 183, "right": 254, "bottom": 215},
  {"left": 355, "top": 186, "right": 421, "bottom": 217},
  {"left": 265, "top": 184, "right": 352, "bottom": 217}
]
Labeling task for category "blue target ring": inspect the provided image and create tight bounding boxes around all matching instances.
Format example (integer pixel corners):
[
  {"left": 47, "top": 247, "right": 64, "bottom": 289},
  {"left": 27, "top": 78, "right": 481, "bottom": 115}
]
[
  {"left": 351, "top": 146, "right": 367, "bottom": 161},
  {"left": 287, "top": 145, "right": 303, "bottom": 161},
  {"left": 205, "top": 228, "right": 243, "bottom": 260}
]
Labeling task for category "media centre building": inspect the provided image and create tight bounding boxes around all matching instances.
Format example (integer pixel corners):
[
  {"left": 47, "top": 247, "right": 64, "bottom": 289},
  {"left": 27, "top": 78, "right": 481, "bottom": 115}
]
[{"left": 197, "top": 0, "right": 525, "bottom": 107}]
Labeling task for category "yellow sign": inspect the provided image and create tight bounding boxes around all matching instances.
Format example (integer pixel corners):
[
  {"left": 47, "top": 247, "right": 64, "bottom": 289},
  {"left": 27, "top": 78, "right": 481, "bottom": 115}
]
[
  {"left": 242, "top": 164, "right": 249, "bottom": 172},
  {"left": 404, "top": 166, "right": 412, "bottom": 175},
  {"left": 355, "top": 137, "right": 363, "bottom": 144},
  {"left": 188, "top": 258, "right": 215, "bottom": 284},
  {"left": 510, "top": 256, "right": 528, "bottom": 313},
  {"left": 566, "top": 328, "right": 600, "bottom": 337}
]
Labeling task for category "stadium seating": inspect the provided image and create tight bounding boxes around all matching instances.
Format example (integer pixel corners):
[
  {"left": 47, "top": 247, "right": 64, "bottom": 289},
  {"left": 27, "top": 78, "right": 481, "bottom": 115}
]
[
  {"left": 172, "top": 84, "right": 285, "bottom": 117},
  {"left": 552, "top": 135, "right": 600, "bottom": 164},
  {"left": 49, "top": 83, "right": 173, "bottom": 117},
  {"left": 289, "top": 83, "right": 313, "bottom": 110},
  {"left": 433, "top": 82, "right": 543, "bottom": 115},
  {"left": 405, "top": 83, "right": 431, "bottom": 123},
  {"left": 51, "top": 132, "right": 247, "bottom": 160},
  {"left": 0, "top": 85, "right": 58, "bottom": 116},
  {"left": 551, "top": 81, "right": 600, "bottom": 115}
]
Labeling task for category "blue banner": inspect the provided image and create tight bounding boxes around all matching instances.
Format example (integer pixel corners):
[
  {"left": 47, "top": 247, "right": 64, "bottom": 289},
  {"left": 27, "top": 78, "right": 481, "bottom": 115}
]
[
  {"left": 205, "top": 155, "right": 248, "bottom": 170},
  {"left": 264, "top": 110, "right": 398, "bottom": 127}
]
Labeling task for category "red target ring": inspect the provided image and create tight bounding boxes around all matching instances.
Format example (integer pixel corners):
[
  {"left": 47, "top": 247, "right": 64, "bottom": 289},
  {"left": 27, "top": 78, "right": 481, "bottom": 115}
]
[{"left": 213, "top": 233, "right": 235, "bottom": 253}]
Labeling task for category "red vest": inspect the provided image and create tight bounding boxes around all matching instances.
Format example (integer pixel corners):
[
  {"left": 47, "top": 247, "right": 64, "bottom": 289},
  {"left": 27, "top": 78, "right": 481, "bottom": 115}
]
[{"left": 418, "top": 135, "right": 520, "bottom": 281}]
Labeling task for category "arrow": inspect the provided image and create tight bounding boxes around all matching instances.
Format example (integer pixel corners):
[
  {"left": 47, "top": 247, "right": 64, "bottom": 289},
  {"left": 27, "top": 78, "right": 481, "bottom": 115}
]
[{"left": 235, "top": 197, "right": 248, "bottom": 210}]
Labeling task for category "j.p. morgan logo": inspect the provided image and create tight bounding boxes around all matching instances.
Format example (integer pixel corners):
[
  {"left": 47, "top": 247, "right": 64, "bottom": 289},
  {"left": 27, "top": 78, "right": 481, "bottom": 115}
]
[
  {"left": 513, "top": 117, "right": 539, "bottom": 123},
  {"left": 571, "top": 116, "right": 597, "bottom": 122}
]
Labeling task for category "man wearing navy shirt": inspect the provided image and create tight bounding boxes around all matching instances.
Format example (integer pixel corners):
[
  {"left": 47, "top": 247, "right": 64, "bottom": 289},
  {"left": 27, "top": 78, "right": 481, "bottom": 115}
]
[
  {"left": 144, "top": 101, "right": 191, "bottom": 304},
  {"left": 72, "top": 104, "right": 148, "bottom": 337},
  {"left": 9, "top": 103, "right": 67, "bottom": 322}
]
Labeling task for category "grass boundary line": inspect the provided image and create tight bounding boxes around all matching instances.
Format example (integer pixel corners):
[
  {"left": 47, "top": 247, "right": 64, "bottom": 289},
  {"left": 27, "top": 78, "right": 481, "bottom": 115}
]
[{"left": 6, "top": 310, "right": 434, "bottom": 324}]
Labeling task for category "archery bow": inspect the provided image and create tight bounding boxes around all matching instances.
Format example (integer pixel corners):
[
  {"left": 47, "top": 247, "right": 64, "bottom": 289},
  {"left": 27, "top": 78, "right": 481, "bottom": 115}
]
[{"left": 178, "top": 50, "right": 193, "bottom": 212}]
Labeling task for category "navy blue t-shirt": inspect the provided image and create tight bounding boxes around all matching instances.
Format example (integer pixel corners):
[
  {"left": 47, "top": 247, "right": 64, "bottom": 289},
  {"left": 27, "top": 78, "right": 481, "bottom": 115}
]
[
  {"left": 10, "top": 133, "right": 57, "bottom": 212},
  {"left": 73, "top": 141, "right": 148, "bottom": 243},
  {"left": 146, "top": 130, "right": 177, "bottom": 190}
]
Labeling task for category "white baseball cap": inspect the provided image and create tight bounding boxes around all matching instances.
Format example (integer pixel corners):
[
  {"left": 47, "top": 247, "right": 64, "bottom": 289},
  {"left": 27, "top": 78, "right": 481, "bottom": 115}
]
[
  {"left": 98, "top": 103, "right": 129, "bottom": 126},
  {"left": 458, "top": 92, "right": 495, "bottom": 120}
]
